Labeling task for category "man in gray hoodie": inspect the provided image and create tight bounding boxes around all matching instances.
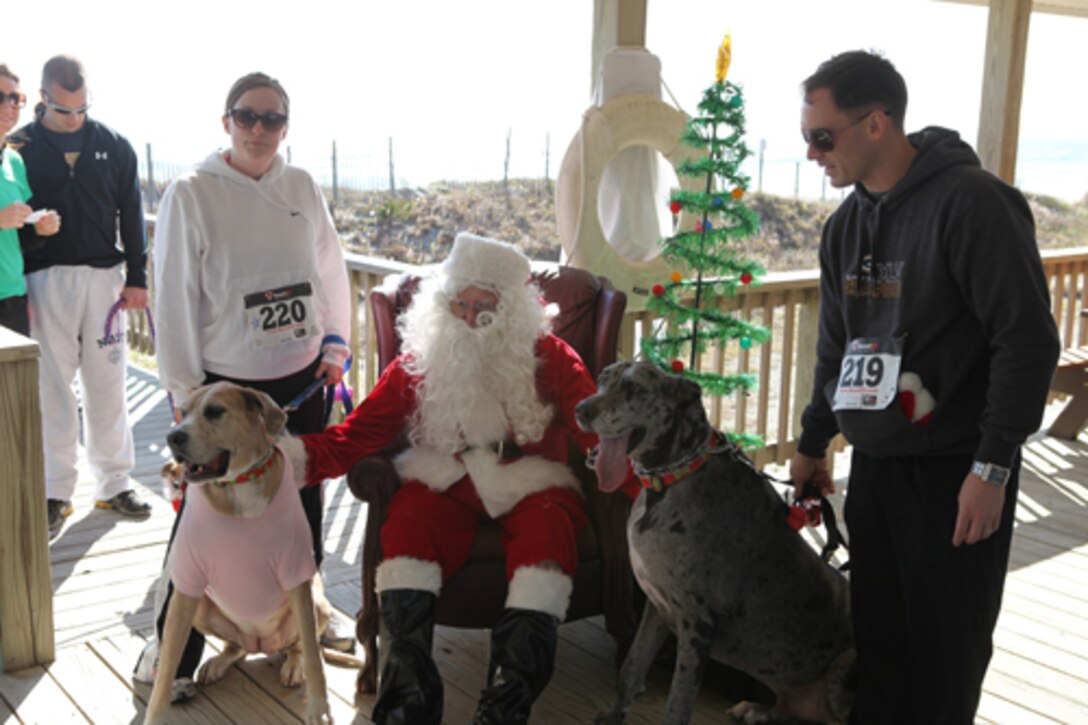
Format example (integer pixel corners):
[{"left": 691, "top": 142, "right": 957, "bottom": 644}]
[{"left": 790, "top": 50, "right": 1059, "bottom": 724}]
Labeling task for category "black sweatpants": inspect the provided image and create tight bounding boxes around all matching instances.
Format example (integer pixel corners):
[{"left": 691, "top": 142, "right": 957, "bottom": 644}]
[
  {"left": 0, "top": 295, "right": 29, "bottom": 336},
  {"left": 155, "top": 357, "right": 327, "bottom": 679},
  {"left": 845, "top": 449, "right": 1018, "bottom": 725}
]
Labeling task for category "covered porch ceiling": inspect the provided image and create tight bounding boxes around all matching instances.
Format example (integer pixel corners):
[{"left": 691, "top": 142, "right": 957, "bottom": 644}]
[{"left": 593, "top": 0, "right": 1082, "bottom": 187}]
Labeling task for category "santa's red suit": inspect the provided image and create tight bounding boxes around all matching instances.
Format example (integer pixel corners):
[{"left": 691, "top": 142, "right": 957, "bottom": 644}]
[{"left": 303, "top": 332, "right": 610, "bottom": 617}]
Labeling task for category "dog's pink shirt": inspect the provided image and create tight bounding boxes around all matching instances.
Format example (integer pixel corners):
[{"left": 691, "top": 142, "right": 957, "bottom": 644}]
[{"left": 169, "top": 452, "right": 316, "bottom": 640}]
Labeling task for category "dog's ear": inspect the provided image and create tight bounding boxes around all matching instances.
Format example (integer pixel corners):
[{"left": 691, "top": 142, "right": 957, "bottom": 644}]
[
  {"left": 672, "top": 375, "right": 704, "bottom": 405},
  {"left": 241, "top": 388, "right": 288, "bottom": 436}
]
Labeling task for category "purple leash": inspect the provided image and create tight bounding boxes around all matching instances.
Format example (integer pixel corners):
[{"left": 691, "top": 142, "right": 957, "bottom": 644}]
[{"left": 106, "top": 299, "right": 176, "bottom": 420}]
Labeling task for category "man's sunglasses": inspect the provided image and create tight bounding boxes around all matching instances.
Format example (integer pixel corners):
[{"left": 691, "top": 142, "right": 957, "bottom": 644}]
[
  {"left": 802, "top": 109, "right": 884, "bottom": 153},
  {"left": 0, "top": 91, "right": 27, "bottom": 108},
  {"left": 43, "top": 94, "right": 91, "bottom": 116},
  {"left": 228, "top": 108, "right": 288, "bottom": 132}
]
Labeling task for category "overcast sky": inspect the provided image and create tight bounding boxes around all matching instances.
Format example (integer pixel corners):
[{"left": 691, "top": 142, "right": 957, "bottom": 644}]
[{"left": 6, "top": 0, "right": 1085, "bottom": 199}]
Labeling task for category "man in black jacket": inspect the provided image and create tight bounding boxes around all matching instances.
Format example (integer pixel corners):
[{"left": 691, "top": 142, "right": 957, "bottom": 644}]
[
  {"left": 789, "top": 51, "right": 1060, "bottom": 724},
  {"left": 12, "top": 55, "right": 151, "bottom": 539}
]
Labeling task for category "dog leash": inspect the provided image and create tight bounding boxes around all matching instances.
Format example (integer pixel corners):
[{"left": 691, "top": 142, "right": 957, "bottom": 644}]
[
  {"left": 783, "top": 480, "right": 850, "bottom": 570},
  {"left": 282, "top": 362, "right": 355, "bottom": 425},
  {"left": 105, "top": 299, "right": 177, "bottom": 420}
]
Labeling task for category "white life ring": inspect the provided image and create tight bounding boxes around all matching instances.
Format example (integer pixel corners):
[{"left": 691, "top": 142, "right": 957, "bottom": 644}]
[{"left": 556, "top": 94, "right": 705, "bottom": 311}]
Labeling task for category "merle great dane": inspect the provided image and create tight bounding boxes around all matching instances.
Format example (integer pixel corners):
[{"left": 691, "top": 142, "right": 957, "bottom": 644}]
[{"left": 576, "top": 361, "right": 854, "bottom": 724}]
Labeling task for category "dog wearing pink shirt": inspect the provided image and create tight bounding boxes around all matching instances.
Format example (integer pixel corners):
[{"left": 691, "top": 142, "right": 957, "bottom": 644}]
[{"left": 145, "top": 382, "right": 332, "bottom": 725}]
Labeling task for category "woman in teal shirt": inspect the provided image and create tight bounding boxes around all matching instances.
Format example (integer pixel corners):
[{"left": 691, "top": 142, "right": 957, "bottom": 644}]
[{"left": 0, "top": 63, "right": 59, "bottom": 335}]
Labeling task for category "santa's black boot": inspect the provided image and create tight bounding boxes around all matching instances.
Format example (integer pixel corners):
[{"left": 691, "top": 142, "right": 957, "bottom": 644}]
[
  {"left": 471, "top": 608, "right": 559, "bottom": 725},
  {"left": 371, "top": 589, "right": 443, "bottom": 725}
]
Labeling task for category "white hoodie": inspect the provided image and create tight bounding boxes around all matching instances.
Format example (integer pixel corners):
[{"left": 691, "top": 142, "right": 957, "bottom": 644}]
[{"left": 154, "top": 151, "right": 350, "bottom": 401}]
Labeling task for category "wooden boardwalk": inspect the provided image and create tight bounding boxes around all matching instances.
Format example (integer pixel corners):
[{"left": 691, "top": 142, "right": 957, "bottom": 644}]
[{"left": 1, "top": 363, "right": 1086, "bottom": 723}]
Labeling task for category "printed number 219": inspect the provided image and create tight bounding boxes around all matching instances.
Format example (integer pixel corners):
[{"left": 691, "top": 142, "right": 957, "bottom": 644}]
[
  {"left": 260, "top": 300, "right": 306, "bottom": 330},
  {"left": 840, "top": 355, "right": 884, "bottom": 388}
]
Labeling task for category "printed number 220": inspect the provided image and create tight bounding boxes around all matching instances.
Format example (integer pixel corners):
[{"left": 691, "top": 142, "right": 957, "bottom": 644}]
[
  {"left": 260, "top": 301, "right": 306, "bottom": 330},
  {"left": 840, "top": 356, "right": 884, "bottom": 388}
]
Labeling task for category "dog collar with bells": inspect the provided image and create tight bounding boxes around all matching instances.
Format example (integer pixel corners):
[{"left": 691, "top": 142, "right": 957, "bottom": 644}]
[
  {"left": 635, "top": 432, "right": 729, "bottom": 492},
  {"left": 232, "top": 448, "right": 279, "bottom": 484}
]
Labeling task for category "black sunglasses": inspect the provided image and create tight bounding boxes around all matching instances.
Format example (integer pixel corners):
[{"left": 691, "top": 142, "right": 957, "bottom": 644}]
[
  {"left": 228, "top": 108, "right": 288, "bottom": 132},
  {"left": 802, "top": 109, "right": 884, "bottom": 153},
  {"left": 0, "top": 91, "right": 27, "bottom": 108}
]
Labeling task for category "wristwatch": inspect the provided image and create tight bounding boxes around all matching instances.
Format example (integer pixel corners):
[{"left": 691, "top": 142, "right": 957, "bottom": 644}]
[{"left": 971, "top": 461, "right": 1010, "bottom": 487}]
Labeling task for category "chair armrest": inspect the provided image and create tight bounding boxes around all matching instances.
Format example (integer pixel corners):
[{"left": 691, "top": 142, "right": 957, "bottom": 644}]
[
  {"left": 591, "top": 284, "right": 627, "bottom": 378},
  {"left": 346, "top": 454, "right": 400, "bottom": 504}
]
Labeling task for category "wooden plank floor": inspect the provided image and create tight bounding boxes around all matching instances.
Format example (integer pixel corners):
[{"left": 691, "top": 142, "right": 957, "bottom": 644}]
[{"left": 1, "top": 363, "right": 1086, "bottom": 723}]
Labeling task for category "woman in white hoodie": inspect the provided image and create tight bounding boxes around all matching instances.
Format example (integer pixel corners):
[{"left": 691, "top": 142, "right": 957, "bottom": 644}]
[{"left": 148, "top": 72, "right": 354, "bottom": 690}]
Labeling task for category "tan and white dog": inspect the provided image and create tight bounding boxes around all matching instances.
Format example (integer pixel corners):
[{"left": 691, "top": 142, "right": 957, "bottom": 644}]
[{"left": 145, "top": 382, "right": 333, "bottom": 725}]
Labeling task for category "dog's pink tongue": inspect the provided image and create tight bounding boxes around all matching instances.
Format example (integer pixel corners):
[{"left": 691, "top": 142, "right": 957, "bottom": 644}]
[{"left": 594, "top": 432, "right": 632, "bottom": 493}]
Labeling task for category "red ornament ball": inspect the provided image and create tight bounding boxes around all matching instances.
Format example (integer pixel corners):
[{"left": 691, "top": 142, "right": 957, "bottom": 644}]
[
  {"left": 740, "top": 272, "right": 753, "bottom": 285},
  {"left": 669, "top": 200, "right": 682, "bottom": 214},
  {"left": 670, "top": 359, "right": 685, "bottom": 373},
  {"left": 694, "top": 221, "right": 704, "bottom": 233},
  {"left": 652, "top": 284, "right": 665, "bottom": 296}
]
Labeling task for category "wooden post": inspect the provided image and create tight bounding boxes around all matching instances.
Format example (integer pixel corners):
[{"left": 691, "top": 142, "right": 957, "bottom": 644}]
[
  {"left": 976, "top": 0, "right": 1032, "bottom": 184},
  {"left": 331, "top": 140, "right": 339, "bottom": 207},
  {"left": 591, "top": 0, "right": 648, "bottom": 93},
  {"left": 388, "top": 137, "right": 396, "bottom": 194},
  {"left": 0, "top": 328, "right": 54, "bottom": 671},
  {"left": 504, "top": 128, "right": 512, "bottom": 204},
  {"left": 144, "top": 142, "right": 157, "bottom": 210}
]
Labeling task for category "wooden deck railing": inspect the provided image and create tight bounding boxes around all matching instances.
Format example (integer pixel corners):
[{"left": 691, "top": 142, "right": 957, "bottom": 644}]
[
  {"left": 0, "top": 328, "right": 54, "bottom": 670},
  {"left": 0, "top": 223, "right": 1080, "bottom": 670},
  {"left": 125, "top": 216, "right": 1088, "bottom": 464}
]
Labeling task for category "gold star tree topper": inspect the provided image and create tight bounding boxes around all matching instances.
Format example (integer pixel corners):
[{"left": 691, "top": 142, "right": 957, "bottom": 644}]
[{"left": 715, "top": 33, "right": 732, "bottom": 83}]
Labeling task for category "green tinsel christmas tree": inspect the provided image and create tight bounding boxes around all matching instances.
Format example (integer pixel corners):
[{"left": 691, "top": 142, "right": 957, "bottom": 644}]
[{"left": 641, "top": 34, "right": 770, "bottom": 442}]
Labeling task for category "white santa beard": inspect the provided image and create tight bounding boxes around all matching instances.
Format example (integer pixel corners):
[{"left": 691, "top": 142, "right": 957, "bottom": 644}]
[{"left": 406, "top": 304, "right": 552, "bottom": 453}]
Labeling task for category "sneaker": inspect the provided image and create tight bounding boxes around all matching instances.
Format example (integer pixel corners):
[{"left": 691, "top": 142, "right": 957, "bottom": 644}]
[
  {"left": 47, "top": 499, "right": 73, "bottom": 539},
  {"left": 133, "top": 638, "right": 158, "bottom": 683},
  {"left": 321, "top": 607, "right": 357, "bottom": 653},
  {"left": 96, "top": 490, "right": 152, "bottom": 518},
  {"left": 171, "top": 677, "right": 197, "bottom": 703}
]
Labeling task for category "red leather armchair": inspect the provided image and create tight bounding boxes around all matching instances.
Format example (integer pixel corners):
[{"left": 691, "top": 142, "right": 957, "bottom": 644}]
[{"left": 346, "top": 265, "right": 636, "bottom": 695}]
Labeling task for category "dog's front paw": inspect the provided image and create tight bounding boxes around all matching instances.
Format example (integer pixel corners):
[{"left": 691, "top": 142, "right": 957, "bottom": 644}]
[
  {"left": 728, "top": 700, "right": 774, "bottom": 723},
  {"left": 281, "top": 651, "right": 305, "bottom": 687},
  {"left": 197, "top": 654, "right": 234, "bottom": 684},
  {"left": 594, "top": 711, "right": 625, "bottom": 724},
  {"left": 304, "top": 695, "right": 332, "bottom": 724}
]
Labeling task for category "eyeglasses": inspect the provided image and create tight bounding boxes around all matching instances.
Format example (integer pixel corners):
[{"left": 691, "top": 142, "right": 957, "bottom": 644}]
[
  {"left": 451, "top": 298, "right": 498, "bottom": 315},
  {"left": 0, "top": 91, "right": 27, "bottom": 108},
  {"left": 802, "top": 109, "right": 883, "bottom": 153},
  {"left": 42, "top": 92, "right": 91, "bottom": 116},
  {"left": 228, "top": 108, "right": 288, "bottom": 132}
]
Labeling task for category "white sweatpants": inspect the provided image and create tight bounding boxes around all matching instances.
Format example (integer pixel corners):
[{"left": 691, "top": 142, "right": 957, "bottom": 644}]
[{"left": 26, "top": 265, "right": 135, "bottom": 502}]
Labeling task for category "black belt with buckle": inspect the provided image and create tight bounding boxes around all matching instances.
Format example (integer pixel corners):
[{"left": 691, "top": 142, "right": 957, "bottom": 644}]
[{"left": 459, "top": 439, "right": 525, "bottom": 462}]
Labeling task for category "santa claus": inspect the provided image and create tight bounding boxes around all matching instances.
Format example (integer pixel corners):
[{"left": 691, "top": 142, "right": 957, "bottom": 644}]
[{"left": 302, "top": 232, "right": 620, "bottom": 724}]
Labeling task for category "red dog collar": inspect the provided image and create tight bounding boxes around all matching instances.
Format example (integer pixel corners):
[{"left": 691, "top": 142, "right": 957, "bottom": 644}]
[
  {"left": 233, "top": 448, "right": 279, "bottom": 484},
  {"left": 636, "top": 432, "right": 727, "bottom": 492}
]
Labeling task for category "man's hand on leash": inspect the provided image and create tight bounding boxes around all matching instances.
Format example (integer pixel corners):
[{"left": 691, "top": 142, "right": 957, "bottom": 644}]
[
  {"left": 120, "top": 286, "right": 150, "bottom": 311},
  {"left": 789, "top": 453, "right": 834, "bottom": 528},
  {"left": 790, "top": 452, "right": 834, "bottom": 499},
  {"left": 952, "top": 473, "right": 1005, "bottom": 547}
]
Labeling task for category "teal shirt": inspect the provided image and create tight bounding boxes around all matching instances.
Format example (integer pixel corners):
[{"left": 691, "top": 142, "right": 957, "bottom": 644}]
[{"left": 0, "top": 147, "right": 32, "bottom": 299}]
